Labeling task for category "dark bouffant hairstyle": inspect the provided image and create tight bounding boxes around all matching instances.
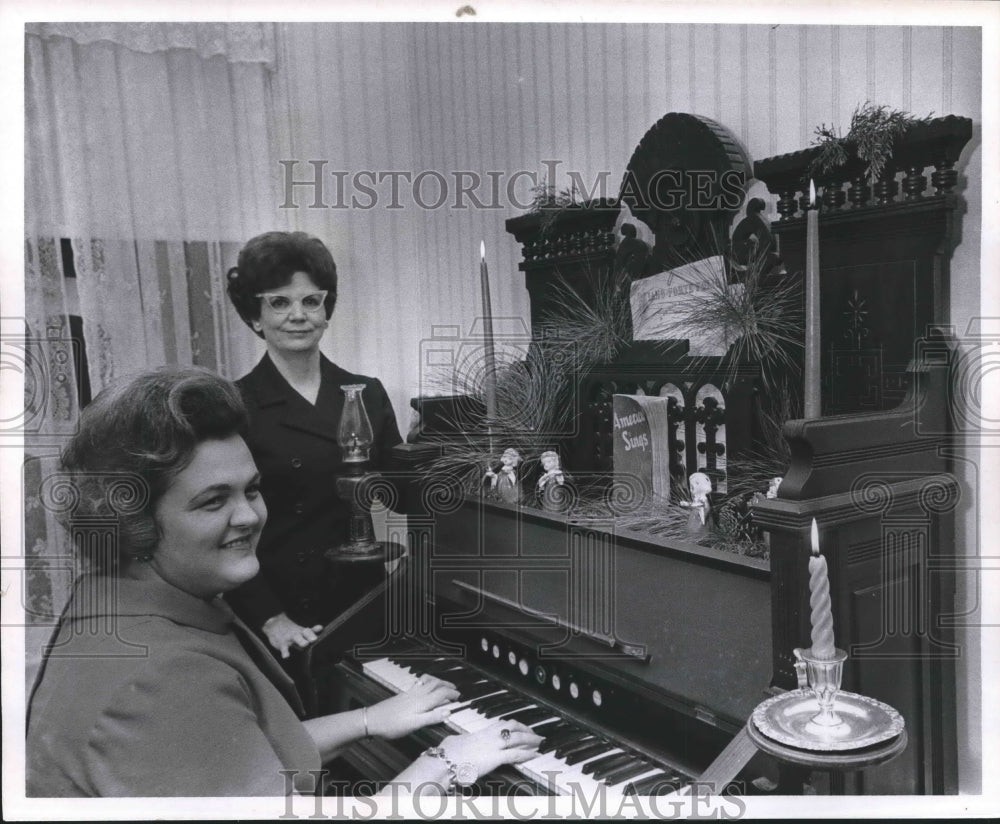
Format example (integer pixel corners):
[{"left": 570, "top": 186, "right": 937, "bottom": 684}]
[
  {"left": 226, "top": 231, "right": 338, "bottom": 338},
  {"left": 58, "top": 368, "right": 249, "bottom": 574}
]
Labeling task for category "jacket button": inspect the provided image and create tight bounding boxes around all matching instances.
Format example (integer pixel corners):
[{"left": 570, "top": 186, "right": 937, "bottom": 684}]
[
  {"left": 291, "top": 458, "right": 302, "bottom": 468},
  {"left": 294, "top": 502, "right": 304, "bottom": 514},
  {"left": 297, "top": 551, "right": 306, "bottom": 564}
]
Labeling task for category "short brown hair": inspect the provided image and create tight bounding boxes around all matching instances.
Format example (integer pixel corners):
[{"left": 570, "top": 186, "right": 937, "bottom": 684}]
[
  {"left": 58, "top": 368, "right": 249, "bottom": 574},
  {"left": 226, "top": 231, "right": 338, "bottom": 337}
]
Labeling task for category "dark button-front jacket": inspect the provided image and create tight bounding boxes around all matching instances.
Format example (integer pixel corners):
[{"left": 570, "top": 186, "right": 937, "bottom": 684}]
[{"left": 225, "top": 353, "right": 403, "bottom": 630}]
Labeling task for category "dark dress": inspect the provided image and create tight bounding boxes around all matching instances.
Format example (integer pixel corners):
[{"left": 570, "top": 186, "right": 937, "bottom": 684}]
[{"left": 225, "top": 353, "right": 403, "bottom": 631}]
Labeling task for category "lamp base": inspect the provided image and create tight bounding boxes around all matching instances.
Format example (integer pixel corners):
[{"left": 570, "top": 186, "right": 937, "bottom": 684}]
[{"left": 325, "top": 540, "right": 406, "bottom": 565}]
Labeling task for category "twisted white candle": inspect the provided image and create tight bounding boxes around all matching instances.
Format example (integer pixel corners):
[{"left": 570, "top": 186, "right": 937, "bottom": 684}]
[{"left": 808, "top": 518, "right": 836, "bottom": 659}]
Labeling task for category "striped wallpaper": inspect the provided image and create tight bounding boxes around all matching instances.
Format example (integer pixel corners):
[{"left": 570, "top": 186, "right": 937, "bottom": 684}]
[{"left": 272, "top": 22, "right": 982, "bottom": 425}]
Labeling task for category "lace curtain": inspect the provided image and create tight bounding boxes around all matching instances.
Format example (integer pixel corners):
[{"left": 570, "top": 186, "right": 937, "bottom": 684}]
[
  {"left": 23, "top": 24, "right": 276, "bottom": 685},
  {"left": 25, "top": 22, "right": 277, "bottom": 67}
]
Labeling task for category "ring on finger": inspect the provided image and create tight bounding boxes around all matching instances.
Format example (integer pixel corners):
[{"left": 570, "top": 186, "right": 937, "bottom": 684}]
[{"left": 500, "top": 728, "right": 511, "bottom": 743}]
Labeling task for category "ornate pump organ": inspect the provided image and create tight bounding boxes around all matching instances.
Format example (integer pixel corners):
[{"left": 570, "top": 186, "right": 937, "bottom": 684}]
[{"left": 306, "top": 113, "right": 973, "bottom": 797}]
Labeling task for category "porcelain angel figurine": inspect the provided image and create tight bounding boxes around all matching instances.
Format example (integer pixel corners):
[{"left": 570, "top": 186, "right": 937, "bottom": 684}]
[
  {"left": 493, "top": 448, "right": 522, "bottom": 504},
  {"left": 680, "top": 471, "right": 713, "bottom": 538},
  {"left": 483, "top": 462, "right": 498, "bottom": 496},
  {"left": 537, "top": 450, "right": 570, "bottom": 512}
]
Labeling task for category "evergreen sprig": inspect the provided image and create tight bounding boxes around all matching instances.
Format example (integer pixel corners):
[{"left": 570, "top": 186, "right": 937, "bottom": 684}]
[{"left": 810, "top": 101, "right": 934, "bottom": 184}]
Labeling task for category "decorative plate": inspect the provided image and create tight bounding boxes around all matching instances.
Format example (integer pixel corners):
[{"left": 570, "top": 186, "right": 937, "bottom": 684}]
[{"left": 752, "top": 689, "right": 905, "bottom": 752}]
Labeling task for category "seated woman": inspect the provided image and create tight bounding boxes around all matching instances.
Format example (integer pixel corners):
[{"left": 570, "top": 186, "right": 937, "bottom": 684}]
[
  {"left": 26, "top": 368, "right": 541, "bottom": 797},
  {"left": 224, "top": 231, "right": 402, "bottom": 659}
]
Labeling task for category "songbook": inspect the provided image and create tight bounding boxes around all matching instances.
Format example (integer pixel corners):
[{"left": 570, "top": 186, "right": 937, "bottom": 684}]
[{"left": 612, "top": 393, "right": 672, "bottom": 502}]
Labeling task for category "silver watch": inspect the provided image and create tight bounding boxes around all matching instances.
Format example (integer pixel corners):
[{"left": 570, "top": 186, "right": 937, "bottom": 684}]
[{"left": 423, "top": 746, "right": 478, "bottom": 790}]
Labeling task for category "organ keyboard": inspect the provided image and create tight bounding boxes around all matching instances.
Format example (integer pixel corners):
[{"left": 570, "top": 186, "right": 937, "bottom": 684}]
[{"left": 359, "top": 652, "right": 691, "bottom": 797}]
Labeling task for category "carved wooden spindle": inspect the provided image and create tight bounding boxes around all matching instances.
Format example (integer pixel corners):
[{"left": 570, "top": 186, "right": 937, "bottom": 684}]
[
  {"left": 694, "top": 392, "right": 727, "bottom": 492},
  {"left": 665, "top": 392, "right": 687, "bottom": 499},
  {"left": 820, "top": 181, "right": 847, "bottom": 212},
  {"left": 903, "top": 165, "right": 928, "bottom": 201},
  {"left": 798, "top": 190, "right": 812, "bottom": 215},
  {"left": 592, "top": 383, "right": 615, "bottom": 469},
  {"left": 847, "top": 174, "right": 872, "bottom": 210},
  {"left": 776, "top": 190, "right": 798, "bottom": 221},
  {"left": 821, "top": 182, "right": 838, "bottom": 212},
  {"left": 873, "top": 168, "right": 899, "bottom": 206},
  {"left": 931, "top": 160, "right": 958, "bottom": 195}
]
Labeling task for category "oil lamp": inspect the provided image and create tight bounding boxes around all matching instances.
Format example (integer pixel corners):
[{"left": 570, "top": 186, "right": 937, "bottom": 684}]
[{"left": 325, "top": 384, "right": 405, "bottom": 564}]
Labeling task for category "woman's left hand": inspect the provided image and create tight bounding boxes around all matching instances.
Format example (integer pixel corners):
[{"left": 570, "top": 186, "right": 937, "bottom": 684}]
[{"left": 367, "top": 676, "right": 460, "bottom": 739}]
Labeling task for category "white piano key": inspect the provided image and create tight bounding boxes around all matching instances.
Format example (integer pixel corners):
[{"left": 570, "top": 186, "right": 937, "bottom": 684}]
[
  {"left": 362, "top": 658, "right": 418, "bottom": 691},
  {"left": 447, "top": 707, "right": 497, "bottom": 733}
]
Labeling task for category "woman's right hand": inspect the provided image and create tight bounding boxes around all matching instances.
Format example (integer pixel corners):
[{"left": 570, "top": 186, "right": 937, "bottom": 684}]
[
  {"left": 367, "top": 676, "right": 460, "bottom": 739},
  {"left": 262, "top": 612, "right": 324, "bottom": 659},
  {"left": 437, "top": 721, "right": 543, "bottom": 778}
]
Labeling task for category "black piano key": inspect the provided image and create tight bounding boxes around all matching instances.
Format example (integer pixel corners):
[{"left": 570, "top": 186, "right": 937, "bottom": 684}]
[
  {"left": 533, "top": 724, "right": 575, "bottom": 748},
  {"left": 553, "top": 736, "right": 601, "bottom": 760},
  {"left": 468, "top": 691, "right": 512, "bottom": 710},
  {"left": 461, "top": 682, "right": 506, "bottom": 700},
  {"left": 498, "top": 706, "right": 553, "bottom": 725},
  {"left": 398, "top": 658, "right": 459, "bottom": 675},
  {"left": 439, "top": 673, "right": 487, "bottom": 688},
  {"left": 532, "top": 718, "right": 567, "bottom": 734},
  {"left": 385, "top": 659, "right": 437, "bottom": 675},
  {"left": 591, "top": 753, "right": 641, "bottom": 781},
  {"left": 530, "top": 715, "right": 562, "bottom": 729},
  {"left": 562, "top": 741, "right": 611, "bottom": 765},
  {"left": 601, "top": 759, "right": 659, "bottom": 786},
  {"left": 625, "top": 773, "right": 682, "bottom": 796},
  {"left": 483, "top": 698, "right": 529, "bottom": 718},
  {"left": 537, "top": 727, "right": 587, "bottom": 754},
  {"left": 581, "top": 751, "right": 632, "bottom": 776}
]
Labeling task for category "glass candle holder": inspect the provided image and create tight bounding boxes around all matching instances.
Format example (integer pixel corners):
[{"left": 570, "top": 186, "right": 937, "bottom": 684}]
[{"left": 794, "top": 646, "right": 850, "bottom": 733}]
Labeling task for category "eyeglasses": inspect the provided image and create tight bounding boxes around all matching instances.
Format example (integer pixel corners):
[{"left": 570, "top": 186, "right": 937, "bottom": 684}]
[{"left": 255, "top": 291, "right": 329, "bottom": 315}]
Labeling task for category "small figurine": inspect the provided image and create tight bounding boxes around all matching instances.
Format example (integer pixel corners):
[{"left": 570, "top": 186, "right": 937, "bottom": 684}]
[
  {"left": 483, "top": 462, "right": 499, "bottom": 495},
  {"left": 537, "top": 450, "right": 570, "bottom": 512},
  {"left": 766, "top": 476, "right": 783, "bottom": 499},
  {"left": 680, "top": 471, "right": 713, "bottom": 538},
  {"left": 493, "top": 448, "right": 522, "bottom": 504}
]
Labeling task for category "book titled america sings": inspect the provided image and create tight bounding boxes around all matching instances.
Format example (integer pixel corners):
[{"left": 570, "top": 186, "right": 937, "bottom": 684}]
[{"left": 612, "top": 393, "right": 673, "bottom": 504}]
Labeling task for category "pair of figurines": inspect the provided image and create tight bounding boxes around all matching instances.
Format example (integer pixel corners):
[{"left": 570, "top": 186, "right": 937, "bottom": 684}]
[{"left": 483, "top": 449, "right": 569, "bottom": 511}]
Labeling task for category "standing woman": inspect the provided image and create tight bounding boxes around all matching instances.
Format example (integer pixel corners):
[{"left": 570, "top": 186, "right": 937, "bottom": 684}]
[{"left": 225, "top": 232, "right": 402, "bottom": 659}]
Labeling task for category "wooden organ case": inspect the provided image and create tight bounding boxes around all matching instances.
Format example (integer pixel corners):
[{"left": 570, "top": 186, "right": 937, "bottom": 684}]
[{"left": 306, "top": 114, "right": 972, "bottom": 797}]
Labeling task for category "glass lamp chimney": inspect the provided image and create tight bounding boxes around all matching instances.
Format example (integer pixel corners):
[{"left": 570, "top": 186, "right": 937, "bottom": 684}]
[{"left": 338, "top": 384, "right": 374, "bottom": 464}]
